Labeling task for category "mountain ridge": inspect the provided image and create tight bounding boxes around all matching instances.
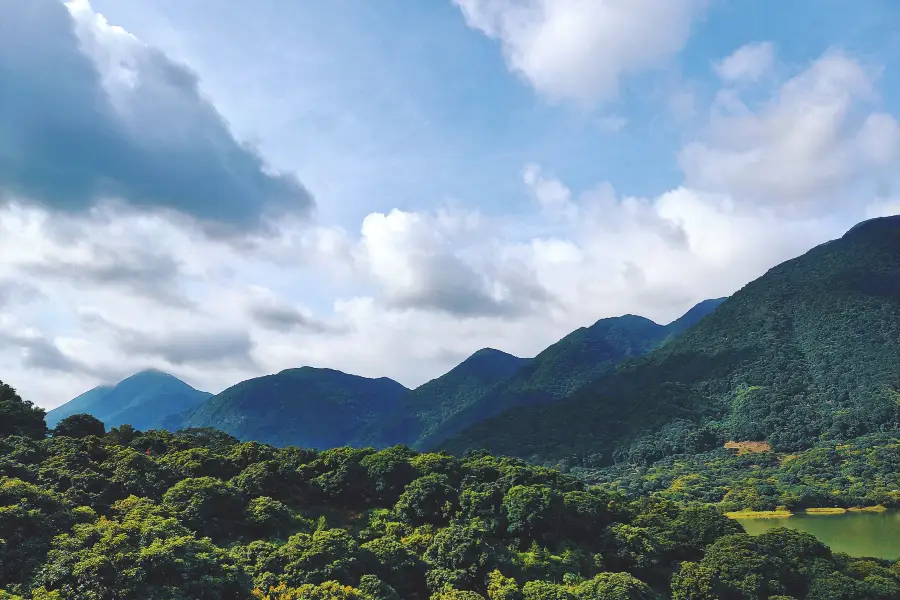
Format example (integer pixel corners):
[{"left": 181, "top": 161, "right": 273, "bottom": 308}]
[
  {"left": 438, "top": 216, "right": 900, "bottom": 466},
  {"left": 180, "top": 367, "right": 410, "bottom": 449},
  {"left": 45, "top": 369, "right": 211, "bottom": 431}
]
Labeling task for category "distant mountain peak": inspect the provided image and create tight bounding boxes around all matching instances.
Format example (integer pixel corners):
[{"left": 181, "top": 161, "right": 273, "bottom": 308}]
[
  {"left": 121, "top": 368, "right": 181, "bottom": 383},
  {"left": 468, "top": 347, "right": 522, "bottom": 360},
  {"left": 275, "top": 365, "right": 408, "bottom": 387},
  {"left": 47, "top": 370, "right": 211, "bottom": 430},
  {"left": 591, "top": 314, "right": 660, "bottom": 328},
  {"left": 843, "top": 214, "right": 900, "bottom": 239},
  {"left": 665, "top": 297, "right": 728, "bottom": 336}
]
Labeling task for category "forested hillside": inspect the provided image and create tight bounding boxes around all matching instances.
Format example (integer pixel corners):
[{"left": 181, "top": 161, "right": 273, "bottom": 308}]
[
  {"left": 441, "top": 216, "right": 900, "bottom": 467},
  {"left": 584, "top": 431, "right": 900, "bottom": 512},
  {"left": 3, "top": 384, "right": 899, "bottom": 600},
  {"left": 352, "top": 348, "right": 531, "bottom": 449},
  {"left": 180, "top": 367, "right": 410, "bottom": 449},
  {"left": 355, "top": 299, "right": 725, "bottom": 452},
  {"left": 45, "top": 370, "right": 211, "bottom": 431}
]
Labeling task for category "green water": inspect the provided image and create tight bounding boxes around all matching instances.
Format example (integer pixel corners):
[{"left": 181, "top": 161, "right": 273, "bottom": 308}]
[{"left": 739, "top": 510, "right": 900, "bottom": 560}]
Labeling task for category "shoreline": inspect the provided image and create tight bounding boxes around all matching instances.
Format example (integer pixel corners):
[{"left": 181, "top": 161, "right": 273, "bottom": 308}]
[{"left": 725, "top": 505, "right": 888, "bottom": 520}]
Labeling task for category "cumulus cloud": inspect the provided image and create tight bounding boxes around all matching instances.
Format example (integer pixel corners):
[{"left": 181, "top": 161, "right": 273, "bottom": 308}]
[
  {"left": 0, "top": 0, "right": 313, "bottom": 232},
  {"left": 358, "top": 208, "right": 552, "bottom": 317},
  {"left": 681, "top": 50, "right": 900, "bottom": 207},
  {"left": 453, "top": 0, "right": 704, "bottom": 105},
  {"left": 714, "top": 42, "right": 775, "bottom": 84},
  {"left": 245, "top": 286, "right": 337, "bottom": 333},
  {"left": 0, "top": 316, "right": 111, "bottom": 380},
  {"left": 81, "top": 311, "right": 257, "bottom": 368}
]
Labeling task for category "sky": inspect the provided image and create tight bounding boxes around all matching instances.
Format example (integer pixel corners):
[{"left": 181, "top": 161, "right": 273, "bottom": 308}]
[{"left": 1, "top": 0, "right": 899, "bottom": 408}]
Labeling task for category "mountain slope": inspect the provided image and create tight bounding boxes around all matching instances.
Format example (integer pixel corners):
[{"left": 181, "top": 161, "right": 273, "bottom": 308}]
[
  {"left": 664, "top": 297, "right": 728, "bottom": 338},
  {"left": 418, "top": 300, "right": 725, "bottom": 449},
  {"left": 440, "top": 216, "right": 900, "bottom": 466},
  {"left": 183, "top": 367, "right": 409, "bottom": 449},
  {"left": 46, "top": 370, "right": 211, "bottom": 430},
  {"left": 351, "top": 348, "right": 530, "bottom": 448}
]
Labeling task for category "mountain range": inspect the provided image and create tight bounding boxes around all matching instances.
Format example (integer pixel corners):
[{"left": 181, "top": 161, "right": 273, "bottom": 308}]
[
  {"left": 47, "top": 298, "right": 726, "bottom": 450},
  {"left": 44, "top": 216, "right": 900, "bottom": 468}
]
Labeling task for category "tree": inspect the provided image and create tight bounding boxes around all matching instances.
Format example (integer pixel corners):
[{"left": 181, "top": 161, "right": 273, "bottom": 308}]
[
  {"left": 0, "top": 381, "right": 47, "bottom": 439},
  {"left": 162, "top": 476, "right": 246, "bottom": 540},
  {"left": 52, "top": 413, "right": 106, "bottom": 439}
]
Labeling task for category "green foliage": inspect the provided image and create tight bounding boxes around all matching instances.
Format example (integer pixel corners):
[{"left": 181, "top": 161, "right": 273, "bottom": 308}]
[
  {"left": 2, "top": 380, "right": 899, "bottom": 600},
  {"left": 588, "top": 432, "right": 900, "bottom": 511},
  {"left": 355, "top": 302, "right": 723, "bottom": 453},
  {"left": 184, "top": 367, "right": 410, "bottom": 449},
  {"left": 0, "top": 381, "right": 47, "bottom": 440},
  {"left": 162, "top": 476, "right": 246, "bottom": 540},
  {"left": 52, "top": 414, "right": 105, "bottom": 439}
]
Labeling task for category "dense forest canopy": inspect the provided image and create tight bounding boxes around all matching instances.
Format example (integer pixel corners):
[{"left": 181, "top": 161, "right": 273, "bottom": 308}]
[{"left": 4, "top": 387, "right": 900, "bottom": 599}]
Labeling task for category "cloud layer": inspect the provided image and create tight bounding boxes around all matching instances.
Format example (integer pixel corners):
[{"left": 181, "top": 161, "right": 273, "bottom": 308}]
[{"left": 0, "top": 0, "right": 313, "bottom": 232}]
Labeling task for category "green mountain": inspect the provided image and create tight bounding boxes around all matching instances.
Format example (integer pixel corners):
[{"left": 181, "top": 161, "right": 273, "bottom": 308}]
[
  {"left": 439, "top": 216, "right": 900, "bottom": 466},
  {"left": 415, "top": 299, "right": 726, "bottom": 450},
  {"left": 182, "top": 367, "right": 409, "bottom": 449},
  {"left": 45, "top": 370, "right": 211, "bottom": 431},
  {"left": 664, "top": 297, "right": 728, "bottom": 338},
  {"left": 351, "top": 348, "right": 530, "bottom": 448}
]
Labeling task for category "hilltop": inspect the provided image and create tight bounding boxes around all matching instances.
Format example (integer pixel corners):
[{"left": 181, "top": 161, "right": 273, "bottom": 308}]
[
  {"left": 45, "top": 370, "right": 211, "bottom": 432},
  {"left": 180, "top": 367, "right": 410, "bottom": 449}
]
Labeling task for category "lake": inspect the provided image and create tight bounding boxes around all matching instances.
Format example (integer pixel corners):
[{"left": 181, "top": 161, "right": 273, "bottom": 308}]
[{"left": 739, "top": 510, "right": 900, "bottom": 560}]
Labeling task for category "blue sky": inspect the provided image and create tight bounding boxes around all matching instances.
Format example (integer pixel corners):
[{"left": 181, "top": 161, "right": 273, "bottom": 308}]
[
  {"left": 84, "top": 0, "right": 900, "bottom": 226},
  {"left": 1, "top": 0, "right": 899, "bottom": 406}
]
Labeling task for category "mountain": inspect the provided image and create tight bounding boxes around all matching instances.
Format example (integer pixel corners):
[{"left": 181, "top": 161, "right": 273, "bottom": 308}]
[
  {"left": 181, "top": 367, "right": 409, "bottom": 449},
  {"left": 45, "top": 370, "right": 212, "bottom": 431},
  {"left": 351, "top": 348, "right": 530, "bottom": 448},
  {"left": 415, "top": 299, "right": 725, "bottom": 450},
  {"left": 664, "top": 297, "right": 728, "bottom": 338},
  {"left": 439, "top": 216, "right": 900, "bottom": 466}
]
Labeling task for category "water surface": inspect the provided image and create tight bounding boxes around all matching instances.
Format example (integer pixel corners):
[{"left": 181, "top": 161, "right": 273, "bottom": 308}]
[{"left": 739, "top": 510, "right": 900, "bottom": 560}]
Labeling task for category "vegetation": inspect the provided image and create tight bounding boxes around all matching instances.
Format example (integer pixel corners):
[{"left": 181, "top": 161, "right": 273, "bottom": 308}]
[
  {"left": 581, "top": 432, "right": 900, "bottom": 512},
  {"left": 180, "top": 367, "right": 410, "bottom": 449},
  {"left": 353, "top": 349, "right": 531, "bottom": 449},
  {"left": 440, "top": 217, "right": 900, "bottom": 467},
  {"left": 6, "top": 387, "right": 899, "bottom": 599}
]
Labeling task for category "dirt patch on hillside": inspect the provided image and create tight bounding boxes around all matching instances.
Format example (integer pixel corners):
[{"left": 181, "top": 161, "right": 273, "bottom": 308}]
[{"left": 724, "top": 440, "right": 772, "bottom": 455}]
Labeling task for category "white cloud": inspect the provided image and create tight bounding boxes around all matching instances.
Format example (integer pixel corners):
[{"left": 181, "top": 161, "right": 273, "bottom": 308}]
[
  {"left": 714, "top": 42, "right": 775, "bottom": 84},
  {"left": 681, "top": 51, "right": 900, "bottom": 208},
  {"left": 453, "top": 0, "right": 704, "bottom": 105}
]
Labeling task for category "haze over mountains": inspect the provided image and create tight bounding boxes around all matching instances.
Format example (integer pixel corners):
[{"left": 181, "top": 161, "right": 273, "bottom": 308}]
[{"left": 49, "top": 297, "right": 727, "bottom": 450}]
